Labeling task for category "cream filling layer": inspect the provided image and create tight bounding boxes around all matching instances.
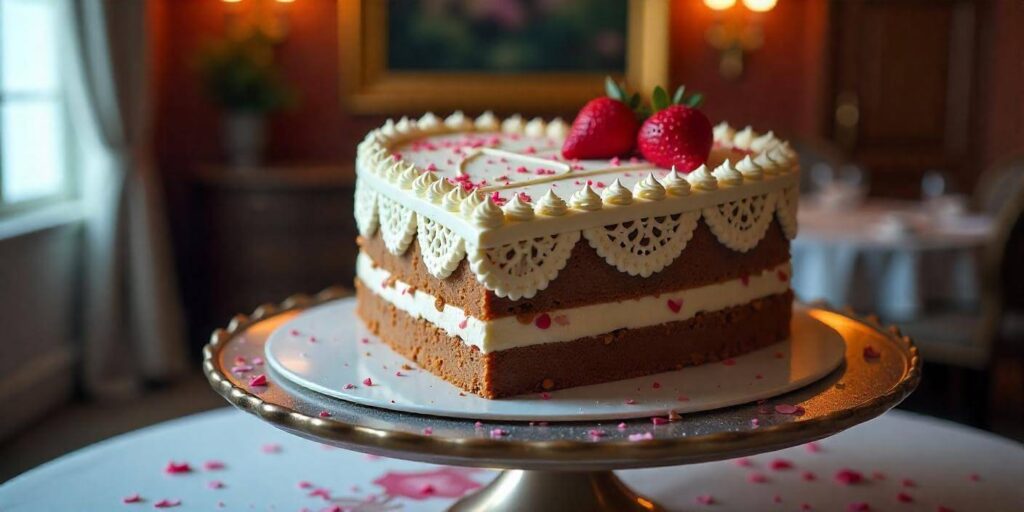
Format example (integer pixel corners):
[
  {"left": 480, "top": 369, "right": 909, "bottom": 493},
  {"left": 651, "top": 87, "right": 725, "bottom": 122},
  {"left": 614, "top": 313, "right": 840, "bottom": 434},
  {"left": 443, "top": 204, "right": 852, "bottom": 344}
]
[{"left": 356, "top": 252, "right": 791, "bottom": 353}]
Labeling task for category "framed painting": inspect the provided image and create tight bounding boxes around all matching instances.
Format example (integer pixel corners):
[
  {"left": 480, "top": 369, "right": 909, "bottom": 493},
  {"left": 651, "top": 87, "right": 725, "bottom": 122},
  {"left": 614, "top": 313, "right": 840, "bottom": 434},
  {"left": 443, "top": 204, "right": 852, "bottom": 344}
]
[{"left": 338, "top": 0, "right": 669, "bottom": 113}]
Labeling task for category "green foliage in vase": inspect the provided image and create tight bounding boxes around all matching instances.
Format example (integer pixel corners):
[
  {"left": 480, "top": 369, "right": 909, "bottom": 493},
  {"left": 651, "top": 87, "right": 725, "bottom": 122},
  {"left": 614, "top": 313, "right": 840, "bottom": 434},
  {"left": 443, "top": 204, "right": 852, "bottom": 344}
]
[{"left": 195, "top": 28, "right": 297, "bottom": 114}]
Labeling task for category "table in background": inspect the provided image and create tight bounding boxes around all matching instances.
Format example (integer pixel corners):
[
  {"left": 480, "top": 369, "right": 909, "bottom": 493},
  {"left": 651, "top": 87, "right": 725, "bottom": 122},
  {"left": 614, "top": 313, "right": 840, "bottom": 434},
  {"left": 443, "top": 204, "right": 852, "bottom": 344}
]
[
  {"left": 1, "top": 408, "right": 1020, "bottom": 511},
  {"left": 792, "top": 199, "right": 994, "bottom": 320}
]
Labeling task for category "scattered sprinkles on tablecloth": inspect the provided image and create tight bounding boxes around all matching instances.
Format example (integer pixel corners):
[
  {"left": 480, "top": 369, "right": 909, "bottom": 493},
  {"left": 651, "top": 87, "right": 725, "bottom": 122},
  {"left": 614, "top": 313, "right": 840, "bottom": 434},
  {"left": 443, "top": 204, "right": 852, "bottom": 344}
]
[
  {"left": 846, "top": 501, "right": 870, "bottom": 511},
  {"left": 748, "top": 472, "right": 768, "bottom": 484},
  {"left": 163, "top": 461, "right": 191, "bottom": 475},
  {"left": 343, "top": 383, "right": 356, "bottom": 390},
  {"left": 835, "top": 468, "right": 865, "bottom": 485},
  {"left": 489, "top": 428, "right": 508, "bottom": 438},
  {"left": 802, "top": 471, "right": 817, "bottom": 481},
  {"left": 318, "top": 411, "right": 332, "bottom": 418},
  {"left": 735, "top": 457, "right": 753, "bottom": 468},
  {"left": 122, "top": 493, "right": 143, "bottom": 504},
  {"left": 202, "top": 460, "right": 225, "bottom": 471},
  {"left": 423, "top": 427, "right": 433, "bottom": 435},
  {"left": 805, "top": 441, "right": 822, "bottom": 453},
  {"left": 775, "top": 404, "right": 805, "bottom": 416},
  {"left": 248, "top": 374, "right": 268, "bottom": 387},
  {"left": 695, "top": 494, "right": 715, "bottom": 505},
  {"left": 206, "top": 480, "right": 224, "bottom": 490},
  {"left": 362, "top": 377, "right": 374, "bottom": 386},
  {"left": 628, "top": 432, "right": 653, "bottom": 442},
  {"left": 722, "top": 358, "right": 737, "bottom": 366},
  {"left": 261, "top": 443, "right": 282, "bottom": 454},
  {"left": 896, "top": 491, "right": 914, "bottom": 503},
  {"left": 770, "top": 458, "right": 794, "bottom": 471},
  {"left": 651, "top": 416, "right": 669, "bottom": 425},
  {"left": 540, "top": 392, "right": 551, "bottom": 400},
  {"left": 152, "top": 499, "right": 181, "bottom": 508}
]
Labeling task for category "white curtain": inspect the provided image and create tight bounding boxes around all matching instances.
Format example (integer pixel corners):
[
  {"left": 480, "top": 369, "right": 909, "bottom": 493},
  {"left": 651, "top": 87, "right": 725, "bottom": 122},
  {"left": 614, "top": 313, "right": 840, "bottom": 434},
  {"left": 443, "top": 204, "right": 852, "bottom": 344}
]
[{"left": 64, "top": 0, "right": 186, "bottom": 396}]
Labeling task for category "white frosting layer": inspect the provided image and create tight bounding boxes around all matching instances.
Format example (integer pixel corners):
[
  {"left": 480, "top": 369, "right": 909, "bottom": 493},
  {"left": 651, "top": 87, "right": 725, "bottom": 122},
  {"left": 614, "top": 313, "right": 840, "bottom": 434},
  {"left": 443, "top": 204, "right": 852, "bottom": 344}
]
[{"left": 357, "top": 252, "right": 791, "bottom": 353}]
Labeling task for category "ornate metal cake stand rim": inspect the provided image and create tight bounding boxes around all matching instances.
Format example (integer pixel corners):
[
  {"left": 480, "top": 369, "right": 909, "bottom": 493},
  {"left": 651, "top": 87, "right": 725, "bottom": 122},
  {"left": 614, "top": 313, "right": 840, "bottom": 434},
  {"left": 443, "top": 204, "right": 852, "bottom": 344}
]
[{"left": 202, "top": 287, "right": 922, "bottom": 469}]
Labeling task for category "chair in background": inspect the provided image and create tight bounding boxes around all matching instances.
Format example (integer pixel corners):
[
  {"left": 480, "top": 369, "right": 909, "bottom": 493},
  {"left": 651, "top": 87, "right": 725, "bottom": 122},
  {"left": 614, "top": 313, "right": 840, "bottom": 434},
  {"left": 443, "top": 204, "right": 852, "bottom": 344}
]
[{"left": 898, "top": 157, "right": 1024, "bottom": 428}]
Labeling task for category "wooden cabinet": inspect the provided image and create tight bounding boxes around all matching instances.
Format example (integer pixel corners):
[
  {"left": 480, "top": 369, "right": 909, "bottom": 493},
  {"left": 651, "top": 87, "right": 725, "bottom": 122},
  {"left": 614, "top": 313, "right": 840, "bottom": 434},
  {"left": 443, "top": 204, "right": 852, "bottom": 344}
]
[
  {"left": 827, "top": 0, "right": 978, "bottom": 198},
  {"left": 185, "top": 164, "right": 357, "bottom": 346}
]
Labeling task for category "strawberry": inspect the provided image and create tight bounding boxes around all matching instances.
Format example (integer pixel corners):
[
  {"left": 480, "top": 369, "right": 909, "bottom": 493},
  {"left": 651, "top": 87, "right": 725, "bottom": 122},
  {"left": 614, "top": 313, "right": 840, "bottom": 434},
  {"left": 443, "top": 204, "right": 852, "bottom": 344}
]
[
  {"left": 636, "top": 85, "right": 712, "bottom": 172},
  {"left": 561, "top": 78, "right": 640, "bottom": 159}
]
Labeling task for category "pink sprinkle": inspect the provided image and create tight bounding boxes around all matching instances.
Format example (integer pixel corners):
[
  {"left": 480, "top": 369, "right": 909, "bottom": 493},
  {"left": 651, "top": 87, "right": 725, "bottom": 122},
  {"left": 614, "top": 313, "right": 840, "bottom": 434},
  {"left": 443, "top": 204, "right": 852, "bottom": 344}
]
[
  {"left": 802, "top": 471, "right": 817, "bottom": 481},
  {"left": 901, "top": 478, "right": 916, "bottom": 488},
  {"left": 362, "top": 377, "right": 374, "bottom": 386},
  {"left": 423, "top": 427, "right": 433, "bottom": 435},
  {"left": 863, "top": 346, "right": 881, "bottom": 359},
  {"left": 458, "top": 318, "right": 468, "bottom": 329},
  {"left": 628, "top": 432, "right": 653, "bottom": 441},
  {"left": 289, "top": 329, "right": 300, "bottom": 336},
  {"left": 164, "top": 461, "right": 192, "bottom": 474},
  {"left": 896, "top": 492, "right": 914, "bottom": 503},
  {"left": 540, "top": 392, "right": 551, "bottom": 400},
  {"left": 153, "top": 499, "right": 181, "bottom": 508},
  {"left": 534, "top": 313, "right": 552, "bottom": 329},
  {"left": 774, "top": 404, "right": 805, "bottom": 415},
  {"left": 343, "top": 383, "right": 356, "bottom": 390},
  {"left": 361, "top": 337, "right": 370, "bottom": 344},
  {"left": 652, "top": 381, "right": 661, "bottom": 389},
  {"left": 248, "top": 374, "right": 268, "bottom": 387},
  {"left": 667, "top": 299, "right": 682, "bottom": 313},
  {"left": 722, "top": 358, "right": 736, "bottom": 366},
  {"left": 322, "top": 506, "right": 342, "bottom": 512},
  {"left": 298, "top": 481, "right": 314, "bottom": 489},
  {"left": 968, "top": 473, "right": 981, "bottom": 482},
  {"left": 872, "top": 471, "right": 887, "bottom": 480},
  {"left": 651, "top": 417, "right": 669, "bottom": 425},
  {"left": 587, "top": 429, "right": 606, "bottom": 438},
  {"left": 695, "top": 494, "right": 715, "bottom": 505},
  {"left": 202, "top": 460, "right": 225, "bottom": 471},
  {"left": 846, "top": 502, "right": 870, "bottom": 512},
  {"left": 392, "top": 153, "right": 402, "bottom": 161},
  {"left": 122, "top": 493, "right": 143, "bottom": 504},
  {"left": 230, "top": 364, "right": 253, "bottom": 374},
  {"left": 474, "top": 421, "right": 483, "bottom": 428},
  {"left": 617, "top": 422, "right": 627, "bottom": 430},
  {"left": 754, "top": 373, "right": 763, "bottom": 380},
  {"left": 774, "top": 351, "right": 785, "bottom": 359},
  {"left": 251, "top": 356, "right": 264, "bottom": 365},
  {"left": 748, "top": 472, "right": 768, "bottom": 484},
  {"left": 770, "top": 458, "right": 794, "bottom": 471},
  {"left": 308, "top": 336, "right": 317, "bottom": 343},
  {"left": 610, "top": 157, "right": 621, "bottom": 166},
  {"left": 515, "top": 166, "right": 529, "bottom": 174},
  {"left": 426, "top": 163, "right": 437, "bottom": 171},
  {"left": 318, "top": 411, "right": 332, "bottom": 418},
  {"left": 835, "top": 468, "right": 864, "bottom": 485},
  {"left": 419, "top": 483, "right": 436, "bottom": 495},
  {"left": 805, "top": 441, "right": 822, "bottom": 453},
  {"left": 206, "top": 480, "right": 224, "bottom": 489},
  {"left": 261, "top": 443, "right": 281, "bottom": 454},
  {"left": 734, "top": 457, "right": 753, "bottom": 467},
  {"left": 625, "top": 399, "right": 636, "bottom": 405},
  {"left": 395, "top": 371, "right": 404, "bottom": 377},
  {"left": 309, "top": 488, "right": 331, "bottom": 499},
  {"left": 801, "top": 504, "right": 813, "bottom": 511},
  {"left": 489, "top": 428, "right": 508, "bottom": 438},
  {"left": 773, "top": 494, "right": 783, "bottom": 503}
]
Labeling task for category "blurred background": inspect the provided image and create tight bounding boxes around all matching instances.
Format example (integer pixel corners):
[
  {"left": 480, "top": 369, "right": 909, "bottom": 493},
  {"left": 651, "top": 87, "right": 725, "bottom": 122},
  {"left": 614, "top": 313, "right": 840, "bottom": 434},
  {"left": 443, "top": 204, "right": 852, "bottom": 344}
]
[{"left": 0, "top": 0, "right": 1021, "bottom": 480}]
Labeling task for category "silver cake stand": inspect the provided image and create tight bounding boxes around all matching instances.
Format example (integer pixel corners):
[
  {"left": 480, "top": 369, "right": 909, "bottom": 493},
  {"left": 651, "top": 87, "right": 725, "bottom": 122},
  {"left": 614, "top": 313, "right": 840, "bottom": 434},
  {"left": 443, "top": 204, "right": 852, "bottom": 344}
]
[{"left": 203, "top": 288, "right": 921, "bottom": 512}]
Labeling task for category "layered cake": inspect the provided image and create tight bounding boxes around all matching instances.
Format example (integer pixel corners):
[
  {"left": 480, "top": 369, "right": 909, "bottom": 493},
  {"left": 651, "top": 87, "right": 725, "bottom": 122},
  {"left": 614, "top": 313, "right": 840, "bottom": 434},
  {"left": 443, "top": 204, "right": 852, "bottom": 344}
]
[{"left": 354, "top": 94, "right": 799, "bottom": 398}]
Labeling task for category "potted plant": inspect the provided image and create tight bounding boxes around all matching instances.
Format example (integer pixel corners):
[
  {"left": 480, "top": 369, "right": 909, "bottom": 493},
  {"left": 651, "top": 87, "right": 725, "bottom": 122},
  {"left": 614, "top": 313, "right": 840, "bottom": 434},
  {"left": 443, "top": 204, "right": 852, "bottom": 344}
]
[{"left": 196, "top": 28, "right": 296, "bottom": 168}]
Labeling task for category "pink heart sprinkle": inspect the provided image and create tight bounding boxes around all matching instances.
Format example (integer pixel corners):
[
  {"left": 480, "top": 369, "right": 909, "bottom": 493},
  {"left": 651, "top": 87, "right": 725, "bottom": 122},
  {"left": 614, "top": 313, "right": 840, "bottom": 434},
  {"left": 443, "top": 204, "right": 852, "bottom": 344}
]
[
  {"left": 122, "top": 493, "right": 143, "bottom": 504},
  {"left": 751, "top": 418, "right": 760, "bottom": 428},
  {"left": 625, "top": 399, "right": 636, "bottom": 405},
  {"left": 774, "top": 404, "right": 805, "bottom": 415},
  {"left": 628, "top": 432, "right": 653, "bottom": 441},
  {"left": 695, "top": 494, "right": 715, "bottom": 505},
  {"left": 297, "top": 481, "right": 313, "bottom": 489},
  {"left": 343, "top": 383, "right": 356, "bottom": 390},
  {"left": 835, "top": 468, "right": 864, "bottom": 485},
  {"left": 164, "top": 461, "right": 192, "bottom": 474},
  {"left": 534, "top": 313, "right": 552, "bottom": 329},
  {"left": 261, "top": 443, "right": 281, "bottom": 454},
  {"left": 651, "top": 417, "right": 669, "bottom": 425},
  {"left": 360, "top": 337, "right": 370, "bottom": 344},
  {"left": 773, "top": 494, "right": 783, "bottom": 503},
  {"left": 318, "top": 411, "right": 332, "bottom": 418},
  {"left": 289, "top": 329, "right": 300, "bottom": 336},
  {"left": 801, "top": 503, "right": 813, "bottom": 511},
  {"left": 652, "top": 381, "right": 661, "bottom": 389},
  {"left": 734, "top": 458, "right": 753, "bottom": 467},
  {"left": 805, "top": 441, "right": 822, "bottom": 453},
  {"left": 748, "top": 473, "right": 768, "bottom": 484},
  {"left": 362, "top": 377, "right": 373, "bottom": 386},
  {"left": 248, "top": 374, "right": 268, "bottom": 387},
  {"left": 422, "top": 427, "right": 433, "bottom": 435},
  {"left": 667, "top": 299, "right": 682, "bottom": 313},
  {"left": 153, "top": 499, "right": 181, "bottom": 508},
  {"left": 309, "top": 488, "right": 331, "bottom": 499},
  {"left": 207, "top": 480, "right": 224, "bottom": 489},
  {"left": 588, "top": 429, "right": 606, "bottom": 438},
  {"left": 617, "top": 422, "right": 627, "bottom": 430},
  {"left": 202, "top": 460, "right": 225, "bottom": 471},
  {"left": 458, "top": 318, "right": 468, "bottom": 329},
  {"left": 863, "top": 346, "right": 881, "bottom": 359},
  {"left": 395, "top": 371, "right": 404, "bottom": 377},
  {"left": 896, "top": 492, "right": 913, "bottom": 503},
  {"left": 901, "top": 478, "right": 916, "bottom": 488},
  {"left": 251, "top": 357, "right": 264, "bottom": 365},
  {"left": 770, "top": 458, "right": 794, "bottom": 471},
  {"left": 474, "top": 421, "right": 483, "bottom": 428},
  {"left": 802, "top": 471, "right": 817, "bottom": 481},
  {"left": 490, "top": 428, "right": 508, "bottom": 438},
  {"left": 968, "top": 473, "right": 981, "bottom": 482}
]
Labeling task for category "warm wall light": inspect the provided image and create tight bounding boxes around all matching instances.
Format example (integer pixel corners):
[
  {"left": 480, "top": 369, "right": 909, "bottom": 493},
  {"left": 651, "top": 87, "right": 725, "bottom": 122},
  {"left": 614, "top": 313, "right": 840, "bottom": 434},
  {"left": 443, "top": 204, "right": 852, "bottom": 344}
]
[
  {"left": 703, "top": 0, "right": 737, "bottom": 10},
  {"left": 220, "top": 0, "right": 295, "bottom": 39},
  {"left": 704, "top": 0, "right": 776, "bottom": 79}
]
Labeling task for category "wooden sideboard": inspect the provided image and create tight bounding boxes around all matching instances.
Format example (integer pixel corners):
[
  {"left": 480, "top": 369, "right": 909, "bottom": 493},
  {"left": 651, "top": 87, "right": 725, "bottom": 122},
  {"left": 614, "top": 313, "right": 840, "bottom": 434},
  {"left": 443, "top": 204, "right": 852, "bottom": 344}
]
[{"left": 184, "top": 164, "right": 357, "bottom": 349}]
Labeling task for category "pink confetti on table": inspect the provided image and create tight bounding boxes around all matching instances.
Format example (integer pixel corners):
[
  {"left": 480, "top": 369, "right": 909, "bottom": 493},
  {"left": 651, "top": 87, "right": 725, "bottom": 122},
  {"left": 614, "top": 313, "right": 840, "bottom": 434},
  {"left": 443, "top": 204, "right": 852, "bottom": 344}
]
[
  {"left": 318, "top": 411, "right": 332, "bottom": 418},
  {"left": 835, "top": 468, "right": 865, "bottom": 485},
  {"left": 748, "top": 472, "right": 768, "bottom": 484},
  {"left": 677, "top": 395, "right": 690, "bottom": 402},
  {"left": 968, "top": 472, "right": 981, "bottom": 482},
  {"left": 395, "top": 371, "right": 404, "bottom": 377},
  {"left": 297, "top": 481, "right": 314, "bottom": 489},
  {"left": 805, "top": 441, "right": 822, "bottom": 453},
  {"left": 363, "top": 377, "right": 374, "bottom": 386},
  {"left": 801, "top": 503, "right": 813, "bottom": 510},
  {"left": 896, "top": 491, "right": 914, "bottom": 503},
  {"left": 628, "top": 432, "right": 654, "bottom": 441},
  {"left": 289, "top": 329, "right": 300, "bottom": 336},
  {"left": 474, "top": 421, "right": 483, "bottom": 428},
  {"left": 153, "top": 499, "right": 181, "bottom": 508},
  {"left": 695, "top": 494, "right": 715, "bottom": 505},
  {"left": 774, "top": 404, "right": 805, "bottom": 415},
  {"left": 248, "top": 374, "right": 268, "bottom": 387},
  {"left": 122, "top": 493, "right": 143, "bottom": 504},
  {"left": 773, "top": 494, "right": 783, "bottom": 503},
  {"left": 423, "top": 427, "right": 433, "bottom": 435},
  {"left": 617, "top": 422, "right": 627, "bottom": 430},
  {"left": 666, "top": 299, "right": 682, "bottom": 313},
  {"left": 457, "top": 318, "right": 468, "bottom": 329},
  {"left": 343, "top": 383, "right": 356, "bottom": 390},
  {"left": 202, "top": 460, "right": 225, "bottom": 471},
  {"left": 250, "top": 356, "right": 264, "bottom": 365},
  {"left": 308, "top": 487, "right": 331, "bottom": 499},
  {"left": 770, "top": 458, "right": 794, "bottom": 471},
  {"left": 588, "top": 429, "right": 606, "bottom": 438},
  {"left": 846, "top": 502, "right": 870, "bottom": 511},
  {"left": 734, "top": 457, "right": 753, "bottom": 467},
  {"left": 651, "top": 417, "right": 669, "bottom": 425},
  {"left": 361, "top": 337, "right": 370, "bottom": 344},
  {"left": 206, "top": 480, "right": 224, "bottom": 490},
  {"left": 489, "top": 428, "right": 508, "bottom": 438},
  {"left": 802, "top": 471, "right": 817, "bottom": 481},
  {"left": 652, "top": 381, "right": 661, "bottom": 389},
  {"left": 163, "top": 461, "right": 192, "bottom": 474},
  {"left": 261, "top": 443, "right": 282, "bottom": 454}
]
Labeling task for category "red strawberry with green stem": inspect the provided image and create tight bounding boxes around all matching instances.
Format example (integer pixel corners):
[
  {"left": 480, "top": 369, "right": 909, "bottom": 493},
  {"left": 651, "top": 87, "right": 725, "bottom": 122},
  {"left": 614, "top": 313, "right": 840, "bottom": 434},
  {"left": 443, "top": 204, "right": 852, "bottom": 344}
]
[
  {"left": 636, "top": 85, "right": 712, "bottom": 172},
  {"left": 561, "top": 78, "right": 641, "bottom": 160}
]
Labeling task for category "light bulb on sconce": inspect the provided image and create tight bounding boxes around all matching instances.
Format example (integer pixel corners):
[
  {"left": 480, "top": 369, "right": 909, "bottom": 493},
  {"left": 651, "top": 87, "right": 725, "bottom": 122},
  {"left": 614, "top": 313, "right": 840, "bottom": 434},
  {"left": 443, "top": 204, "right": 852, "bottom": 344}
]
[{"left": 704, "top": 0, "right": 777, "bottom": 80}]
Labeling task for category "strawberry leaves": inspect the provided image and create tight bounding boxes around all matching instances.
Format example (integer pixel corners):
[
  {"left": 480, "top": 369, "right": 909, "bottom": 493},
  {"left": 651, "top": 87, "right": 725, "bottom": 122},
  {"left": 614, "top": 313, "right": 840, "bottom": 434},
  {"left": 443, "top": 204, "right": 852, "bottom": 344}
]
[{"left": 653, "top": 85, "right": 704, "bottom": 113}]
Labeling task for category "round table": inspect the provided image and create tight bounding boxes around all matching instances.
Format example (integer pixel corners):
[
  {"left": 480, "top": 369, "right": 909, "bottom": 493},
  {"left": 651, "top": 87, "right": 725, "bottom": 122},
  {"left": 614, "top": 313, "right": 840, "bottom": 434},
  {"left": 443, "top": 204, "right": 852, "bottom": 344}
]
[
  {"left": 792, "top": 199, "right": 994, "bottom": 320},
  {"left": 1, "top": 408, "right": 1020, "bottom": 511}
]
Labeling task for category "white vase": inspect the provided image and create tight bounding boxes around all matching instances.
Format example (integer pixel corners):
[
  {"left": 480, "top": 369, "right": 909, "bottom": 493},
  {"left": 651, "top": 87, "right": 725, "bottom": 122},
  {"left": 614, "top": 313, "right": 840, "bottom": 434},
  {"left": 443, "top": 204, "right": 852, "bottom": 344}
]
[{"left": 223, "top": 112, "right": 267, "bottom": 169}]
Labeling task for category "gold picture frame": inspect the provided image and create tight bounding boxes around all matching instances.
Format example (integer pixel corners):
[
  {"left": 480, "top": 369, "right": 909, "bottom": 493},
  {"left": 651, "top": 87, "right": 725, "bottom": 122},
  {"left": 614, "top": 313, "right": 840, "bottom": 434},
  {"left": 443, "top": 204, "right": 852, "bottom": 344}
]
[{"left": 338, "top": 0, "right": 669, "bottom": 114}]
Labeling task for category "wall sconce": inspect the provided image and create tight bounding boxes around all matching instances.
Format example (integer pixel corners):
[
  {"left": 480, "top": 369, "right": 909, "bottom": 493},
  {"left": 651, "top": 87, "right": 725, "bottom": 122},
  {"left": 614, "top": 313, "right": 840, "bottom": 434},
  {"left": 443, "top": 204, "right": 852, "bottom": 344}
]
[
  {"left": 703, "top": 0, "right": 777, "bottom": 80},
  {"left": 222, "top": 0, "right": 295, "bottom": 40}
]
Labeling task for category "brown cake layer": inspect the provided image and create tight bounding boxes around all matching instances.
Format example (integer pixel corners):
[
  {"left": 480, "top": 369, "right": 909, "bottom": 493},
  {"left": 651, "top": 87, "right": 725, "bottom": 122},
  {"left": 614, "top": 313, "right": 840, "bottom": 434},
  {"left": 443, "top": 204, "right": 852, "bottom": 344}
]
[
  {"left": 356, "top": 280, "right": 793, "bottom": 399},
  {"left": 360, "top": 219, "right": 790, "bottom": 320}
]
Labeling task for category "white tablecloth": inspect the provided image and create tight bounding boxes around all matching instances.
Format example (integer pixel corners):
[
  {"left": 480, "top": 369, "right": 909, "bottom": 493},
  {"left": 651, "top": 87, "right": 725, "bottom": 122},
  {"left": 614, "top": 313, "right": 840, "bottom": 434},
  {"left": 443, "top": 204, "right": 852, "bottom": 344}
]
[
  {"left": 792, "top": 200, "right": 994, "bottom": 319},
  {"left": 1, "top": 408, "right": 1021, "bottom": 511}
]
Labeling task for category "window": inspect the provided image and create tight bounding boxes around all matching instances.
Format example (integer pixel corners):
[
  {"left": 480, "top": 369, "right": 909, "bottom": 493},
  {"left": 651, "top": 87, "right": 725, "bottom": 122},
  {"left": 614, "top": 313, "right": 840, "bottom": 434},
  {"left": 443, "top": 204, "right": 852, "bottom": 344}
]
[{"left": 0, "top": 0, "right": 70, "bottom": 214}]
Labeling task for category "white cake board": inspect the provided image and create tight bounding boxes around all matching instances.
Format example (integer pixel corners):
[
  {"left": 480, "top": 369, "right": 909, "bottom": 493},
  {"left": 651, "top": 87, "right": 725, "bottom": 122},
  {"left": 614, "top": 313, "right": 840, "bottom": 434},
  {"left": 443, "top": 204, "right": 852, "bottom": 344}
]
[{"left": 265, "top": 299, "right": 845, "bottom": 422}]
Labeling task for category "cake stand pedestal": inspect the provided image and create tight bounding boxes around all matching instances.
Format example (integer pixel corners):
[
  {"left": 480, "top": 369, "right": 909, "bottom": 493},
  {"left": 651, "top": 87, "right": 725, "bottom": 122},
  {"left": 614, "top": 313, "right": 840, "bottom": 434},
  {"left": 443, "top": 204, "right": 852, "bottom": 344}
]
[{"left": 204, "top": 289, "right": 921, "bottom": 512}]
